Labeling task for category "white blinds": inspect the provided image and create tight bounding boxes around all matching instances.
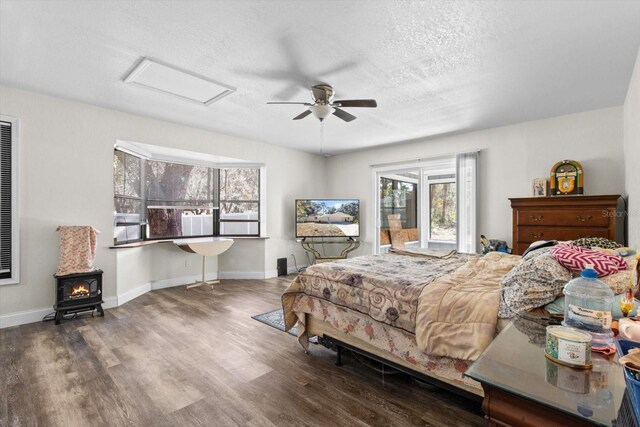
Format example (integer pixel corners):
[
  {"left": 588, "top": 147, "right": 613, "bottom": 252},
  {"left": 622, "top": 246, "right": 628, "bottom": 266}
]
[
  {"left": 0, "top": 121, "right": 12, "bottom": 277},
  {"left": 456, "top": 151, "right": 478, "bottom": 253}
]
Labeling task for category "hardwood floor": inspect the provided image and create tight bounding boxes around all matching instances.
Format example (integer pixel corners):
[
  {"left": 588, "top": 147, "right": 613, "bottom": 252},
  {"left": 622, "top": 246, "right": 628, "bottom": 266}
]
[{"left": 0, "top": 276, "right": 485, "bottom": 427}]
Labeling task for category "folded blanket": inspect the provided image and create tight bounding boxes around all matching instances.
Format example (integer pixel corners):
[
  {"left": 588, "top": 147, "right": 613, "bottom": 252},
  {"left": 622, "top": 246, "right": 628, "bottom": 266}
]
[
  {"left": 56, "top": 226, "right": 100, "bottom": 276},
  {"left": 416, "top": 252, "right": 522, "bottom": 360}
]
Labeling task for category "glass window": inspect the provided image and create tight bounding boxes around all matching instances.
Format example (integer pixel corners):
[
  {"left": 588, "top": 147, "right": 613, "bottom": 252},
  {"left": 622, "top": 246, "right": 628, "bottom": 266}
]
[
  {"left": 0, "top": 118, "right": 18, "bottom": 284},
  {"left": 379, "top": 174, "right": 418, "bottom": 245},
  {"left": 113, "top": 150, "right": 142, "bottom": 243},
  {"left": 429, "top": 181, "right": 456, "bottom": 242},
  {"left": 113, "top": 149, "right": 262, "bottom": 242},
  {"left": 219, "top": 168, "right": 260, "bottom": 236},
  {"left": 146, "top": 160, "right": 217, "bottom": 239}
]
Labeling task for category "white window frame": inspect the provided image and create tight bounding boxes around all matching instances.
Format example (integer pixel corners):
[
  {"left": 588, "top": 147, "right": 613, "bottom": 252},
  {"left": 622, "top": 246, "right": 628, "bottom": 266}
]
[
  {"left": 371, "top": 156, "right": 457, "bottom": 254},
  {"left": 113, "top": 140, "right": 266, "bottom": 242},
  {"left": 378, "top": 172, "right": 420, "bottom": 250},
  {"left": 0, "top": 116, "right": 20, "bottom": 285},
  {"left": 424, "top": 173, "right": 457, "bottom": 245}
]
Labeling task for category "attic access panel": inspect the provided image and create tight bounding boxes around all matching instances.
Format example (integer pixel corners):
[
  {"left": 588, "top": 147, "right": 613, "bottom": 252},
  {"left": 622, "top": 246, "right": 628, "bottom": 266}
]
[{"left": 124, "top": 58, "right": 236, "bottom": 106}]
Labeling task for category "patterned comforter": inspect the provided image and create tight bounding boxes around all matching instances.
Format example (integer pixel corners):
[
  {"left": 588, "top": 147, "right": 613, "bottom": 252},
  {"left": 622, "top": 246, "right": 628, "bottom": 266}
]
[
  {"left": 282, "top": 251, "right": 520, "bottom": 361},
  {"left": 284, "top": 252, "right": 472, "bottom": 333}
]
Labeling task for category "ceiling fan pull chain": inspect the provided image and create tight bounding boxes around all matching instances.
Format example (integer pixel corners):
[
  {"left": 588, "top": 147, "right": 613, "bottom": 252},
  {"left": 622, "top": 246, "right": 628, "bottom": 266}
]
[{"left": 320, "top": 121, "right": 325, "bottom": 156}]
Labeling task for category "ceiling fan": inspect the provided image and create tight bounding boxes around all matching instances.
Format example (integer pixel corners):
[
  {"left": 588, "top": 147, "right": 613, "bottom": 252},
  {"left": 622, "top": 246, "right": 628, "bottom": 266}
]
[{"left": 267, "top": 84, "right": 377, "bottom": 122}]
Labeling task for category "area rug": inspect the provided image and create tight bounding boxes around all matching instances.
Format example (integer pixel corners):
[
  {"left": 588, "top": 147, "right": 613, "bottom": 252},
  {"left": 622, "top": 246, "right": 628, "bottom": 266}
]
[{"left": 252, "top": 308, "right": 318, "bottom": 344}]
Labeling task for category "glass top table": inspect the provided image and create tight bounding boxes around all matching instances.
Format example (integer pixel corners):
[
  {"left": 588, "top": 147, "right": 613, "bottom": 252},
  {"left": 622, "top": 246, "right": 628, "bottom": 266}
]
[{"left": 465, "top": 318, "right": 629, "bottom": 426}]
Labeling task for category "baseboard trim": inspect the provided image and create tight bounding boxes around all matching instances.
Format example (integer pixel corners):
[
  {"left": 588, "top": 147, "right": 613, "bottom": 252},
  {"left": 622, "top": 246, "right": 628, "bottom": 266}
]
[
  {"left": 118, "top": 283, "right": 151, "bottom": 306},
  {"left": 103, "top": 296, "right": 118, "bottom": 309},
  {"left": 1, "top": 271, "right": 274, "bottom": 328},
  {"left": 0, "top": 307, "right": 53, "bottom": 329},
  {"left": 151, "top": 273, "right": 217, "bottom": 291},
  {"left": 218, "top": 271, "right": 269, "bottom": 280},
  {"left": 264, "top": 269, "right": 278, "bottom": 279}
]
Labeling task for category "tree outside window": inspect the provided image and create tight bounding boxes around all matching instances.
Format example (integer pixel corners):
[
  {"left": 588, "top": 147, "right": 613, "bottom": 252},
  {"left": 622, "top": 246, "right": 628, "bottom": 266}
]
[
  {"left": 113, "top": 149, "right": 261, "bottom": 243},
  {"left": 429, "top": 181, "right": 456, "bottom": 242}
]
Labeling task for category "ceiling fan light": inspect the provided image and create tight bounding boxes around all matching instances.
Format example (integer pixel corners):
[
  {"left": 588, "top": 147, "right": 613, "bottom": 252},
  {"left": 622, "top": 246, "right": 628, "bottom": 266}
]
[{"left": 310, "top": 104, "right": 335, "bottom": 121}]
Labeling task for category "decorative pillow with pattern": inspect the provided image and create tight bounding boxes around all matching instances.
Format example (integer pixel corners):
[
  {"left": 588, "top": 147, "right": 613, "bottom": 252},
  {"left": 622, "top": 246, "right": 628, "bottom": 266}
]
[
  {"left": 498, "top": 249, "right": 571, "bottom": 318},
  {"left": 601, "top": 269, "right": 635, "bottom": 295},
  {"left": 551, "top": 244, "right": 627, "bottom": 278},
  {"left": 571, "top": 237, "right": 623, "bottom": 249}
]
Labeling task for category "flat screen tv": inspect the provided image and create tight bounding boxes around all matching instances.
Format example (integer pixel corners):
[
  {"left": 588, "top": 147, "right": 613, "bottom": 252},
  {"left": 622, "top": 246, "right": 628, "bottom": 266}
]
[{"left": 296, "top": 199, "right": 360, "bottom": 238}]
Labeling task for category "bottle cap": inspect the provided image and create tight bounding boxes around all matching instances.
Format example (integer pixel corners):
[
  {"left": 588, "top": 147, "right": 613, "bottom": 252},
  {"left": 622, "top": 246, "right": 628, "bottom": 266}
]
[{"left": 582, "top": 264, "right": 598, "bottom": 279}]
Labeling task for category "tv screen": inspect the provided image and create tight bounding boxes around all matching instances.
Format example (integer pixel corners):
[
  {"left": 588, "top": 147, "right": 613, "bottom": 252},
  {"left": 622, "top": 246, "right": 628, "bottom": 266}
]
[{"left": 296, "top": 199, "right": 360, "bottom": 238}]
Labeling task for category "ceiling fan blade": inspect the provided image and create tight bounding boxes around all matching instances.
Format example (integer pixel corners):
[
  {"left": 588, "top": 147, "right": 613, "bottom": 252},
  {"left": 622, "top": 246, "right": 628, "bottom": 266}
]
[
  {"left": 267, "top": 101, "right": 313, "bottom": 105},
  {"left": 333, "top": 99, "right": 377, "bottom": 108},
  {"left": 293, "top": 110, "right": 312, "bottom": 120},
  {"left": 332, "top": 107, "right": 357, "bottom": 122}
]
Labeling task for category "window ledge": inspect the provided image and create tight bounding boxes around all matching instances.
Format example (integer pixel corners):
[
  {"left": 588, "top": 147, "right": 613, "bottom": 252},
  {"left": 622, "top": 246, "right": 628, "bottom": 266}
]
[
  {"left": 0, "top": 277, "right": 20, "bottom": 286},
  {"left": 110, "top": 236, "right": 269, "bottom": 249}
]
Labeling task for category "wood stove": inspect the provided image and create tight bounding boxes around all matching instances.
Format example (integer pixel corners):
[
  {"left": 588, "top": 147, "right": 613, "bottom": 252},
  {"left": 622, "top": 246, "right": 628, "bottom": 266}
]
[{"left": 54, "top": 270, "right": 104, "bottom": 324}]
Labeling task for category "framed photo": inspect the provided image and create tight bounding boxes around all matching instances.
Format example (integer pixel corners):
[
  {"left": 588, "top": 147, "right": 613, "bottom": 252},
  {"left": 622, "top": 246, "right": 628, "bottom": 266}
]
[{"left": 532, "top": 178, "right": 547, "bottom": 197}]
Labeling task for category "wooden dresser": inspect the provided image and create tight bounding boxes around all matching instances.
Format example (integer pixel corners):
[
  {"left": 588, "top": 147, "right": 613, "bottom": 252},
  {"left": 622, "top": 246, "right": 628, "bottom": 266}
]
[{"left": 509, "top": 195, "right": 625, "bottom": 255}]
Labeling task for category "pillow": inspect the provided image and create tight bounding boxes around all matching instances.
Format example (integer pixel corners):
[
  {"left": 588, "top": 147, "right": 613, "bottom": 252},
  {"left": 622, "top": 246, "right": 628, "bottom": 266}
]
[
  {"left": 571, "top": 237, "right": 623, "bottom": 249},
  {"left": 601, "top": 269, "right": 635, "bottom": 295},
  {"left": 558, "top": 251, "right": 635, "bottom": 295},
  {"left": 521, "top": 240, "right": 557, "bottom": 258},
  {"left": 544, "top": 294, "right": 639, "bottom": 320},
  {"left": 498, "top": 249, "right": 571, "bottom": 318},
  {"left": 551, "top": 244, "right": 626, "bottom": 278},
  {"left": 522, "top": 245, "right": 554, "bottom": 261}
]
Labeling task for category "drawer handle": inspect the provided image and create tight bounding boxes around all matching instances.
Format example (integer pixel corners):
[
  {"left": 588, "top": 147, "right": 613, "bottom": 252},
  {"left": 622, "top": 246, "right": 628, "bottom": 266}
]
[
  {"left": 529, "top": 232, "right": 544, "bottom": 239},
  {"left": 576, "top": 215, "right": 593, "bottom": 223},
  {"left": 576, "top": 235, "right": 592, "bottom": 239},
  {"left": 528, "top": 215, "right": 544, "bottom": 222}
]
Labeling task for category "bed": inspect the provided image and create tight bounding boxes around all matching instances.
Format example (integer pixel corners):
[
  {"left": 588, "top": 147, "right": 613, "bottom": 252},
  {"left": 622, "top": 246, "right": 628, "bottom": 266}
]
[
  {"left": 281, "top": 243, "right": 638, "bottom": 398},
  {"left": 282, "top": 249, "right": 521, "bottom": 397}
]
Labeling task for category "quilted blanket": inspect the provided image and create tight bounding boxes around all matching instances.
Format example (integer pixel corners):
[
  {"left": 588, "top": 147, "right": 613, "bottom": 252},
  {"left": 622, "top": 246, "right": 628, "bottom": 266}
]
[
  {"left": 415, "top": 252, "right": 521, "bottom": 360},
  {"left": 283, "top": 252, "right": 473, "bottom": 334},
  {"left": 283, "top": 251, "right": 520, "bottom": 360},
  {"left": 56, "top": 225, "right": 100, "bottom": 276}
]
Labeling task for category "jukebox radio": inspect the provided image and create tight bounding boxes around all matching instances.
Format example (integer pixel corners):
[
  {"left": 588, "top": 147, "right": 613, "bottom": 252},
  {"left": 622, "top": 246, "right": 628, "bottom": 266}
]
[{"left": 550, "top": 160, "right": 584, "bottom": 196}]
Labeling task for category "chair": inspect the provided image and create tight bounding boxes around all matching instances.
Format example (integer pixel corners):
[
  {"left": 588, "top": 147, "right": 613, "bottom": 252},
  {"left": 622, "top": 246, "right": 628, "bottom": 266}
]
[{"left": 175, "top": 238, "right": 234, "bottom": 290}]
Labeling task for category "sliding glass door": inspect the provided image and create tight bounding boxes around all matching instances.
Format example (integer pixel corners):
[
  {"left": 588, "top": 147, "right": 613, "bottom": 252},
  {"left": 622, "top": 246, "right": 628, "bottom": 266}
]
[
  {"left": 373, "top": 153, "right": 477, "bottom": 253},
  {"left": 427, "top": 174, "right": 457, "bottom": 247},
  {"left": 378, "top": 171, "right": 419, "bottom": 250}
]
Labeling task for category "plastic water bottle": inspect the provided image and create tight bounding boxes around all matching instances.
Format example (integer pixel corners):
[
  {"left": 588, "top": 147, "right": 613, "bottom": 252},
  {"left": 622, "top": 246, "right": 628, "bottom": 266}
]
[{"left": 562, "top": 264, "right": 615, "bottom": 347}]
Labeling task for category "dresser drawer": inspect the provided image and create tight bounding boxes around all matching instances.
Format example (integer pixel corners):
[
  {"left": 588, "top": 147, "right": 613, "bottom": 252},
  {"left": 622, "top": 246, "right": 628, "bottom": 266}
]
[
  {"left": 510, "top": 195, "right": 623, "bottom": 256},
  {"left": 516, "top": 226, "right": 609, "bottom": 243},
  {"left": 517, "top": 209, "right": 609, "bottom": 227}
]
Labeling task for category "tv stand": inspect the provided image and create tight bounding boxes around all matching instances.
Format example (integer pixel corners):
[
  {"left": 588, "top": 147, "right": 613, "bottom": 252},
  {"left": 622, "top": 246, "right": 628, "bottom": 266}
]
[{"left": 300, "top": 237, "right": 360, "bottom": 264}]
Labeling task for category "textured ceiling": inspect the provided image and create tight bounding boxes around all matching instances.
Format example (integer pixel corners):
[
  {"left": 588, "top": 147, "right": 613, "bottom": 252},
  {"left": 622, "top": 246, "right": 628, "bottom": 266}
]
[{"left": 1, "top": 1, "right": 640, "bottom": 155}]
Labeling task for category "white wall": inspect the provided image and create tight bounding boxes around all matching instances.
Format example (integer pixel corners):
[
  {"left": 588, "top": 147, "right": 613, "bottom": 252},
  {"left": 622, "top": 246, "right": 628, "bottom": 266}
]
[
  {"left": 116, "top": 247, "right": 151, "bottom": 304},
  {"left": 325, "top": 107, "right": 625, "bottom": 254},
  {"left": 624, "top": 48, "right": 640, "bottom": 249},
  {"left": 0, "top": 85, "right": 324, "bottom": 323},
  {"left": 0, "top": 82, "right": 631, "bottom": 327}
]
